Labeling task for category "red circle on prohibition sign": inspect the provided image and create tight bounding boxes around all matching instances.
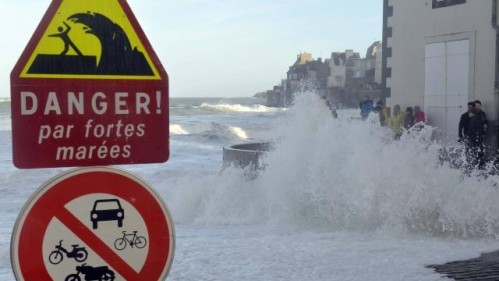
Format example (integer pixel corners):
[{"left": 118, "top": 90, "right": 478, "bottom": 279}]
[{"left": 11, "top": 167, "right": 175, "bottom": 281}]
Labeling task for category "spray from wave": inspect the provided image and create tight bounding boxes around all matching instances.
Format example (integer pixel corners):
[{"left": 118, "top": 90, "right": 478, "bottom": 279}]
[{"left": 166, "top": 93, "right": 499, "bottom": 239}]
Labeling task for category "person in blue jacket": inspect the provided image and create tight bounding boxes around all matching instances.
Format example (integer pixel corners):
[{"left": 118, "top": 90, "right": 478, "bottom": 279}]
[{"left": 359, "top": 95, "right": 373, "bottom": 120}]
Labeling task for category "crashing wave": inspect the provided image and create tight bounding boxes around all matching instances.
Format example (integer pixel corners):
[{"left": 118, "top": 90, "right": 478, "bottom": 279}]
[{"left": 167, "top": 94, "right": 499, "bottom": 239}]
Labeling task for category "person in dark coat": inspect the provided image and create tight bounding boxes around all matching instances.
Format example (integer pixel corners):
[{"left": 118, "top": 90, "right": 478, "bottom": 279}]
[
  {"left": 474, "top": 100, "right": 488, "bottom": 139},
  {"left": 465, "top": 108, "right": 486, "bottom": 171},
  {"left": 458, "top": 102, "right": 475, "bottom": 142},
  {"left": 372, "top": 105, "right": 382, "bottom": 126},
  {"left": 322, "top": 96, "right": 338, "bottom": 118},
  {"left": 404, "top": 107, "right": 415, "bottom": 130}
]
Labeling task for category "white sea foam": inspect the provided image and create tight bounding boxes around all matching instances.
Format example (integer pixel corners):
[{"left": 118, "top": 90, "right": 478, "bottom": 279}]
[{"left": 167, "top": 94, "right": 499, "bottom": 239}]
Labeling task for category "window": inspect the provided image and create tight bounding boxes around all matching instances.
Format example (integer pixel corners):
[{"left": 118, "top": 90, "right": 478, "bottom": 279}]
[{"left": 432, "top": 0, "right": 466, "bottom": 9}]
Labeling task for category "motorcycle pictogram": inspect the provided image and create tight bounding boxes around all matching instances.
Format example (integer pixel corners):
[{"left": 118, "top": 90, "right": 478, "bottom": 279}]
[
  {"left": 48, "top": 240, "right": 88, "bottom": 265},
  {"left": 114, "top": 231, "right": 147, "bottom": 250},
  {"left": 65, "top": 263, "right": 115, "bottom": 281}
]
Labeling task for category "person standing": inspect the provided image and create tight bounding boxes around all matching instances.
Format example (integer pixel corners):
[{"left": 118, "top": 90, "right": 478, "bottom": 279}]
[
  {"left": 414, "top": 105, "right": 425, "bottom": 129},
  {"left": 359, "top": 95, "right": 373, "bottom": 121},
  {"left": 474, "top": 100, "right": 488, "bottom": 139},
  {"left": 322, "top": 96, "right": 338, "bottom": 118},
  {"left": 458, "top": 102, "right": 475, "bottom": 143},
  {"left": 390, "top": 105, "right": 405, "bottom": 140},
  {"left": 49, "top": 21, "right": 83, "bottom": 56},
  {"left": 376, "top": 101, "right": 389, "bottom": 126},
  {"left": 466, "top": 108, "right": 486, "bottom": 170},
  {"left": 404, "top": 107, "right": 415, "bottom": 130},
  {"left": 372, "top": 106, "right": 383, "bottom": 126}
]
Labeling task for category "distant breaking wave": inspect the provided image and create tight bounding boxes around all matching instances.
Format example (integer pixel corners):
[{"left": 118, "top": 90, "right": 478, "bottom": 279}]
[
  {"left": 170, "top": 122, "right": 250, "bottom": 140},
  {"left": 170, "top": 124, "right": 189, "bottom": 135},
  {"left": 229, "top": 127, "right": 249, "bottom": 140},
  {"left": 200, "top": 103, "right": 282, "bottom": 113},
  {"left": 170, "top": 102, "right": 282, "bottom": 117}
]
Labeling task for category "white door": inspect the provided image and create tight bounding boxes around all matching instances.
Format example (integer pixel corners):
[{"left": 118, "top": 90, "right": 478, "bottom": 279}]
[{"left": 424, "top": 39, "right": 470, "bottom": 142}]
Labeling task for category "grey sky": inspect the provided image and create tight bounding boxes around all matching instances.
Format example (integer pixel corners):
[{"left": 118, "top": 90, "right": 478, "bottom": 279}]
[{"left": 0, "top": 0, "right": 382, "bottom": 98}]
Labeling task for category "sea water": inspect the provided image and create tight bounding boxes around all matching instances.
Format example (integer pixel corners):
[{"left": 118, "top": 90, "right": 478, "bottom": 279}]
[{"left": 1, "top": 94, "right": 499, "bottom": 280}]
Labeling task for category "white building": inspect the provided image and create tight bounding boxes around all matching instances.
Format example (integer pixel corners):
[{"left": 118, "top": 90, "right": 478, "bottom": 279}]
[
  {"left": 328, "top": 42, "right": 383, "bottom": 89},
  {"left": 383, "top": 0, "right": 499, "bottom": 146},
  {"left": 327, "top": 50, "right": 359, "bottom": 88},
  {"left": 372, "top": 42, "right": 383, "bottom": 85}
]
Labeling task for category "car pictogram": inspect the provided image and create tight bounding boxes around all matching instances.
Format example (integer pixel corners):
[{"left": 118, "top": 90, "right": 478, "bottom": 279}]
[{"left": 90, "top": 199, "right": 124, "bottom": 229}]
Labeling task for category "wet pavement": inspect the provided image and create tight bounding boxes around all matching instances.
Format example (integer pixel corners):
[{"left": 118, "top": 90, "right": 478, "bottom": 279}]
[{"left": 428, "top": 250, "right": 499, "bottom": 280}]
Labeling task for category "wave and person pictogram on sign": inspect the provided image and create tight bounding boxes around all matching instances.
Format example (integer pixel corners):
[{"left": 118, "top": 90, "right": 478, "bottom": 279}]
[
  {"left": 11, "top": 0, "right": 169, "bottom": 169},
  {"left": 28, "top": 12, "right": 154, "bottom": 76}
]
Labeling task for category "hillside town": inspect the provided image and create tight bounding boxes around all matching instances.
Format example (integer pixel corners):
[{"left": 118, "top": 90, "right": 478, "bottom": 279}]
[
  {"left": 256, "top": 41, "right": 382, "bottom": 108},
  {"left": 259, "top": 1, "right": 499, "bottom": 159}
]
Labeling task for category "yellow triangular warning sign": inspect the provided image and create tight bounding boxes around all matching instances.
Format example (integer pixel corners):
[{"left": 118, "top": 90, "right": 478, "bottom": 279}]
[{"left": 20, "top": 0, "right": 161, "bottom": 80}]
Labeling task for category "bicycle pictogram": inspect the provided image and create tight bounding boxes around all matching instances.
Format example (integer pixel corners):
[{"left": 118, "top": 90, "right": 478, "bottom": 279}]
[
  {"left": 48, "top": 240, "right": 88, "bottom": 265},
  {"left": 114, "top": 231, "right": 147, "bottom": 250}
]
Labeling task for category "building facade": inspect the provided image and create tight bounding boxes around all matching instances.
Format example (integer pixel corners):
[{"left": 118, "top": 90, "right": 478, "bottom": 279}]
[
  {"left": 327, "top": 43, "right": 382, "bottom": 89},
  {"left": 286, "top": 55, "right": 330, "bottom": 100},
  {"left": 328, "top": 50, "right": 360, "bottom": 88},
  {"left": 383, "top": 0, "right": 499, "bottom": 147},
  {"left": 367, "top": 41, "right": 383, "bottom": 85},
  {"left": 261, "top": 43, "right": 383, "bottom": 107},
  {"left": 328, "top": 44, "right": 383, "bottom": 106}
]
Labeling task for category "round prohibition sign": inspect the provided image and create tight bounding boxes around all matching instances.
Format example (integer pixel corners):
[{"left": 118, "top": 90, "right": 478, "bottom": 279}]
[{"left": 11, "top": 167, "right": 175, "bottom": 281}]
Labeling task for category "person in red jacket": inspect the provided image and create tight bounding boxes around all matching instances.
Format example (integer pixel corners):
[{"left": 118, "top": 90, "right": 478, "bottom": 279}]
[{"left": 414, "top": 105, "right": 425, "bottom": 129}]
